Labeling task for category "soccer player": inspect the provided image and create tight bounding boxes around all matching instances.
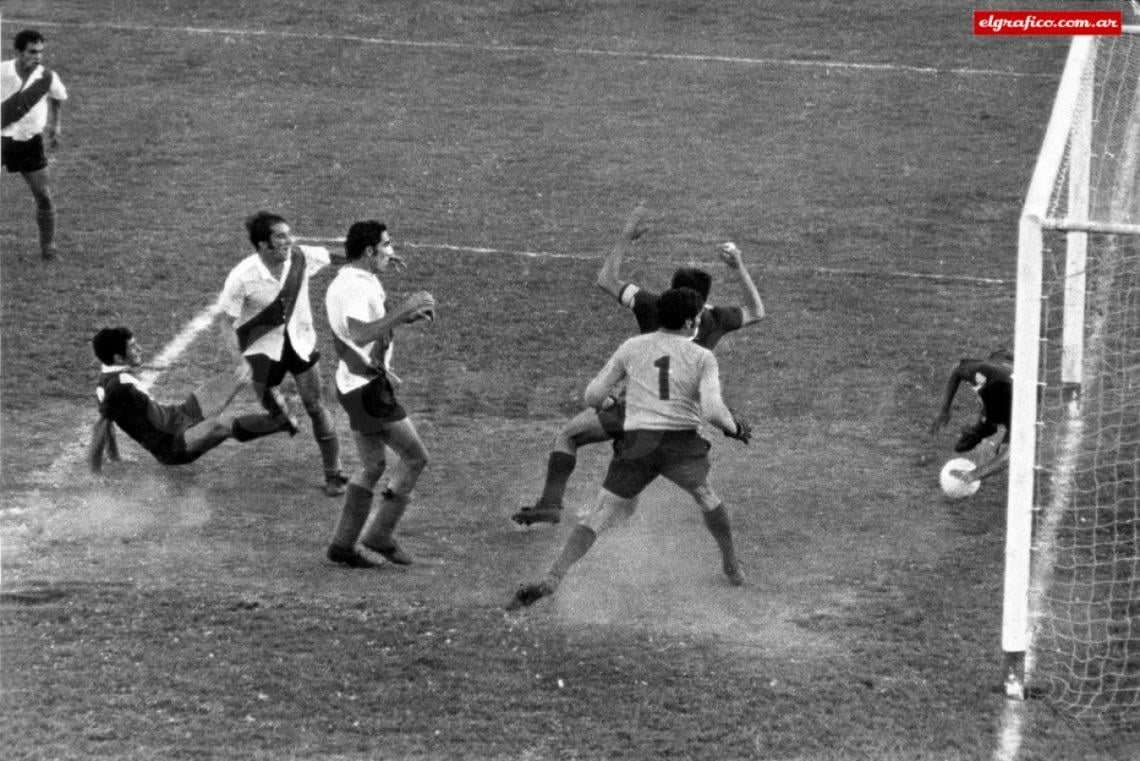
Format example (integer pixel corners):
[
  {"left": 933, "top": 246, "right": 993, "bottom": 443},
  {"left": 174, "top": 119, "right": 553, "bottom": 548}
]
[
  {"left": 511, "top": 204, "right": 765, "bottom": 526},
  {"left": 88, "top": 327, "right": 297, "bottom": 472},
  {"left": 930, "top": 349, "right": 1013, "bottom": 452},
  {"left": 219, "top": 211, "right": 347, "bottom": 497},
  {"left": 507, "top": 287, "right": 753, "bottom": 609},
  {"left": 323, "top": 220, "right": 437, "bottom": 568},
  {"left": 1, "top": 29, "right": 67, "bottom": 261}
]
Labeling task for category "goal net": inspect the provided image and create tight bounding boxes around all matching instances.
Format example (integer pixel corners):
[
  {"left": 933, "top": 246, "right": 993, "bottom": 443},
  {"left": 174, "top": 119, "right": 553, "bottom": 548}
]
[{"left": 1005, "top": 28, "right": 1140, "bottom": 743}]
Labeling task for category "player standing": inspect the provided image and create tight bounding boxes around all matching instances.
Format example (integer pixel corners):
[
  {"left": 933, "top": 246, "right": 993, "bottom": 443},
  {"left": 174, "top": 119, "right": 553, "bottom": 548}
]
[
  {"left": 88, "top": 327, "right": 297, "bottom": 472},
  {"left": 512, "top": 204, "right": 765, "bottom": 526},
  {"left": 1, "top": 29, "right": 67, "bottom": 261},
  {"left": 219, "top": 211, "right": 348, "bottom": 496},
  {"left": 323, "top": 220, "right": 436, "bottom": 568},
  {"left": 508, "top": 287, "right": 753, "bottom": 610}
]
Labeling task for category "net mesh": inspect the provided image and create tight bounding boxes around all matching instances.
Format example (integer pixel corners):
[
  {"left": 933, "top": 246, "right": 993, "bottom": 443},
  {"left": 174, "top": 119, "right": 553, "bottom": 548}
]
[{"left": 1030, "top": 32, "right": 1140, "bottom": 741}]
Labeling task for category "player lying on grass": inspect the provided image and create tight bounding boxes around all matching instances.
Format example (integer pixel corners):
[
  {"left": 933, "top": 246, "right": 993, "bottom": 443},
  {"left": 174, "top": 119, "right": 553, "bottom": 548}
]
[
  {"left": 323, "top": 220, "right": 437, "bottom": 569},
  {"left": 930, "top": 348, "right": 1013, "bottom": 456},
  {"left": 507, "top": 288, "right": 753, "bottom": 610},
  {"left": 512, "top": 203, "right": 765, "bottom": 527},
  {"left": 87, "top": 326, "right": 298, "bottom": 473}
]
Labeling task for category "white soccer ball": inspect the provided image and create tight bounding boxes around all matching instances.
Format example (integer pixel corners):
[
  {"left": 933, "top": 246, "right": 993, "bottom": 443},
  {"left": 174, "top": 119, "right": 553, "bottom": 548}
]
[{"left": 940, "top": 457, "right": 980, "bottom": 499}]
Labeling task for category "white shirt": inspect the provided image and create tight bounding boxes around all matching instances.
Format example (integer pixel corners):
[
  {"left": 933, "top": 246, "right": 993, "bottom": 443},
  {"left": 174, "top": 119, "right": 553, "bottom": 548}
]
[
  {"left": 325, "top": 266, "right": 392, "bottom": 394},
  {"left": 0, "top": 60, "right": 67, "bottom": 141},
  {"left": 218, "top": 244, "right": 330, "bottom": 361},
  {"left": 586, "top": 331, "right": 732, "bottom": 432}
]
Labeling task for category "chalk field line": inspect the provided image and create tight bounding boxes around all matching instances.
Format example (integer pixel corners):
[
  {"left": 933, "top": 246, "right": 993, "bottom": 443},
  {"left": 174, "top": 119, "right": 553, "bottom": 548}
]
[{"left": 12, "top": 18, "right": 1053, "bottom": 79}]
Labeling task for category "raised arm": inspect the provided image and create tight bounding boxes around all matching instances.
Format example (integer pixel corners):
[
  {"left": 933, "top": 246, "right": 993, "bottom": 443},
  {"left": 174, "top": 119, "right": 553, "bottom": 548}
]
[
  {"left": 596, "top": 203, "right": 648, "bottom": 301},
  {"left": 717, "top": 242, "right": 765, "bottom": 325}
]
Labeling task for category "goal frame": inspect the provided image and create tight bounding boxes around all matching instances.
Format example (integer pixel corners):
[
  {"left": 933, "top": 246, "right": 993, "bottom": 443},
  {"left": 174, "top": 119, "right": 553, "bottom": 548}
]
[{"left": 1003, "top": 27, "right": 1140, "bottom": 698}]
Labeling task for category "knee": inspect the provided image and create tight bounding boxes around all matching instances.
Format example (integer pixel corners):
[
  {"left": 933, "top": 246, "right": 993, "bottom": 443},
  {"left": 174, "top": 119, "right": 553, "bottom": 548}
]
[
  {"left": 357, "top": 460, "right": 387, "bottom": 488},
  {"left": 691, "top": 485, "right": 720, "bottom": 512},
  {"left": 404, "top": 450, "right": 429, "bottom": 476}
]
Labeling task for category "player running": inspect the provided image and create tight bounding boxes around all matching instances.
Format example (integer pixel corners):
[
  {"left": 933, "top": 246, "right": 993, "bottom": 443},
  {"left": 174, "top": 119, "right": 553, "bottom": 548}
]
[
  {"left": 511, "top": 203, "right": 765, "bottom": 526},
  {"left": 323, "top": 220, "right": 436, "bottom": 568},
  {"left": 507, "top": 287, "right": 753, "bottom": 610},
  {"left": 87, "top": 327, "right": 297, "bottom": 472}
]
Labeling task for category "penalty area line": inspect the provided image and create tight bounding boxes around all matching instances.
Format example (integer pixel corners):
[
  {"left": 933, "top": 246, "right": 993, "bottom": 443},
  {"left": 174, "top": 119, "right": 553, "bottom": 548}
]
[{"left": 10, "top": 18, "right": 1051, "bottom": 79}]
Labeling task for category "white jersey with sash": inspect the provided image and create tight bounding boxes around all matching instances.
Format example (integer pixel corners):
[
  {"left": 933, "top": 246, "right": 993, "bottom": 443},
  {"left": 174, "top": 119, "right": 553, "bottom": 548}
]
[
  {"left": 589, "top": 331, "right": 725, "bottom": 432},
  {"left": 219, "top": 244, "right": 330, "bottom": 361},
  {"left": 325, "top": 266, "right": 393, "bottom": 395},
  {"left": 0, "top": 60, "right": 67, "bottom": 141}
]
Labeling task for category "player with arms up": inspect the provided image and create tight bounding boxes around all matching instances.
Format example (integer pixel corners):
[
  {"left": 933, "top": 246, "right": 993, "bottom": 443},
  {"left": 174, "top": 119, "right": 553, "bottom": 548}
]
[
  {"left": 323, "top": 220, "right": 436, "bottom": 568},
  {"left": 512, "top": 203, "right": 765, "bottom": 526},
  {"left": 88, "top": 327, "right": 297, "bottom": 472},
  {"left": 508, "top": 287, "right": 753, "bottom": 610},
  {"left": 219, "top": 211, "right": 347, "bottom": 497},
  {"left": 930, "top": 348, "right": 1014, "bottom": 484}
]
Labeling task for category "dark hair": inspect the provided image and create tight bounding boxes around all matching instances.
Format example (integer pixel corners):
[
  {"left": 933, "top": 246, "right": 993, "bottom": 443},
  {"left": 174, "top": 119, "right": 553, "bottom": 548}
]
[
  {"left": 245, "top": 211, "right": 287, "bottom": 249},
  {"left": 989, "top": 348, "right": 1014, "bottom": 363},
  {"left": 670, "top": 267, "right": 712, "bottom": 300},
  {"left": 657, "top": 288, "right": 705, "bottom": 330},
  {"left": 344, "top": 220, "right": 388, "bottom": 261},
  {"left": 93, "top": 327, "right": 133, "bottom": 365},
  {"left": 14, "top": 30, "right": 44, "bottom": 52}
]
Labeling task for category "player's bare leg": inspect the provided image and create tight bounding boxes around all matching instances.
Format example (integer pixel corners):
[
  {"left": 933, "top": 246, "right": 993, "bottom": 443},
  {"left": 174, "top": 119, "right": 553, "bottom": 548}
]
[
  {"left": 512, "top": 409, "right": 611, "bottom": 526},
  {"left": 293, "top": 364, "right": 346, "bottom": 496}
]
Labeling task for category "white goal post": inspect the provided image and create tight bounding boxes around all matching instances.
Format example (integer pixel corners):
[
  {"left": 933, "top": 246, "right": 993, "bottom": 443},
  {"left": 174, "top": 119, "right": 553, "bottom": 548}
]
[{"left": 1004, "top": 26, "right": 1140, "bottom": 741}]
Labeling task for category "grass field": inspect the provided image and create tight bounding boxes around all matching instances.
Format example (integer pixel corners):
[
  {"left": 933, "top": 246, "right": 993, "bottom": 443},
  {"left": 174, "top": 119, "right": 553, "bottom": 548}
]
[{"left": 0, "top": 2, "right": 1129, "bottom": 760}]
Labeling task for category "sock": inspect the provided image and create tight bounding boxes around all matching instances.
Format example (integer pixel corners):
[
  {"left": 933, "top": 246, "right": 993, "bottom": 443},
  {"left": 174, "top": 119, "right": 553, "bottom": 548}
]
[
  {"left": 537, "top": 451, "right": 576, "bottom": 507},
  {"left": 312, "top": 409, "right": 342, "bottom": 477},
  {"left": 361, "top": 490, "right": 409, "bottom": 548},
  {"left": 231, "top": 414, "right": 285, "bottom": 442},
  {"left": 548, "top": 524, "right": 597, "bottom": 581},
  {"left": 36, "top": 206, "right": 56, "bottom": 255},
  {"left": 331, "top": 484, "right": 374, "bottom": 548},
  {"left": 701, "top": 504, "right": 738, "bottom": 565}
]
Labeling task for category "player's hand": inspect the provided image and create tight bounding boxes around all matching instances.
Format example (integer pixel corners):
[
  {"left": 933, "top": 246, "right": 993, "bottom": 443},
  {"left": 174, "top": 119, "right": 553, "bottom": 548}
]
[
  {"left": 949, "top": 468, "right": 977, "bottom": 483},
  {"left": 718, "top": 242, "right": 744, "bottom": 270},
  {"left": 622, "top": 202, "right": 649, "bottom": 241},
  {"left": 724, "top": 414, "right": 752, "bottom": 445},
  {"left": 402, "top": 291, "right": 436, "bottom": 323},
  {"left": 233, "top": 361, "right": 253, "bottom": 385}
]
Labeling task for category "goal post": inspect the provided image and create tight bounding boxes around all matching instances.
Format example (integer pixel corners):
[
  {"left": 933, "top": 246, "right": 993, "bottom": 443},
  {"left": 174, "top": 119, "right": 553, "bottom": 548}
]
[{"left": 1004, "top": 27, "right": 1140, "bottom": 743}]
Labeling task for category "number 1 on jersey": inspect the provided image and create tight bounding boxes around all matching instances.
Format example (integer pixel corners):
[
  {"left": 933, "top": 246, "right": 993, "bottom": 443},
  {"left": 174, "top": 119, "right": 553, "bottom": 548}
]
[{"left": 654, "top": 356, "right": 671, "bottom": 400}]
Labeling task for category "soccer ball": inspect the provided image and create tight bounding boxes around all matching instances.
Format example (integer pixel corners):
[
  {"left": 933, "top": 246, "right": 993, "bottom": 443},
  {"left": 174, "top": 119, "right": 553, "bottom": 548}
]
[{"left": 940, "top": 457, "right": 980, "bottom": 499}]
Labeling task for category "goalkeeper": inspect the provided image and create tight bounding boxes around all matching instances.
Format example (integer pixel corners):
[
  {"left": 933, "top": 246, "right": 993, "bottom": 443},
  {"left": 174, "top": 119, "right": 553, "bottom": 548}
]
[
  {"left": 930, "top": 348, "right": 1014, "bottom": 484},
  {"left": 508, "top": 288, "right": 752, "bottom": 610},
  {"left": 512, "top": 203, "right": 765, "bottom": 526},
  {"left": 88, "top": 327, "right": 297, "bottom": 472}
]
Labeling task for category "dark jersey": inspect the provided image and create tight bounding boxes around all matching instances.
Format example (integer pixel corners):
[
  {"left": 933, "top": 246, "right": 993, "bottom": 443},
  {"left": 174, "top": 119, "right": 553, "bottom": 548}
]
[
  {"left": 969, "top": 361, "right": 1012, "bottom": 427},
  {"left": 96, "top": 370, "right": 203, "bottom": 464},
  {"left": 624, "top": 286, "right": 745, "bottom": 350}
]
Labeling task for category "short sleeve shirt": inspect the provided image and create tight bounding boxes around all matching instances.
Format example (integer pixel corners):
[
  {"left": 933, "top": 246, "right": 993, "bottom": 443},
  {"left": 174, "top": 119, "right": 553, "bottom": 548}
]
[
  {"left": 0, "top": 60, "right": 67, "bottom": 141},
  {"left": 218, "top": 245, "right": 330, "bottom": 362},
  {"left": 620, "top": 284, "right": 744, "bottom": 350},
  {"left": 325, "top": 266, "right": 392, "bottom": 394}
]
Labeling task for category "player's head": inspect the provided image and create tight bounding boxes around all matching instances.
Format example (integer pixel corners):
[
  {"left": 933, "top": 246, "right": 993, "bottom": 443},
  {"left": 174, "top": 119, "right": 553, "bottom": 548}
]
[
  {"left": 670, "top": 267, "right": 712, "bottom": 301},
  {"left": 93, "top": 327, "right": 138, "bottom": 366},
  {"left": 989, "top": 348, "right": 1014, "bottom": 364},
  {"left": 342, "top": 219, "right": 392, "bottom": 258},
  {"left": 657, "top": 287, "right": 705, "bottom": 331},
  {"left": 245, "top": 211, "right": 290, "bottom": 253},
  {"left": 14, "top": 29, "right": 44, "bottom": 53}
]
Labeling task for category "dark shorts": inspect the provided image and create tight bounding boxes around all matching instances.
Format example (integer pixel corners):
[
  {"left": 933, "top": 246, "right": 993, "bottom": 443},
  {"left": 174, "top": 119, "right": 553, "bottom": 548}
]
[
  {"left": 1, "top": 135, "right": 48, "bottom": 173},
  {"left": 246, "top": 335, "right": 320, "bottom": 389},
  {"left": 954, "top": 417, "right": 1005, "bottom": 453},
  {"left": 596, "top": 401, "right": 626, "bottom": 440},
  {"left": 337, "top": 375, "right": 407, "bottom": 433},
  {"left": 149, "top": 394, "right": 205, "bottom": 465},
  {"left": 601, "top": 429, "right": 712, "bottom": 500}
]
